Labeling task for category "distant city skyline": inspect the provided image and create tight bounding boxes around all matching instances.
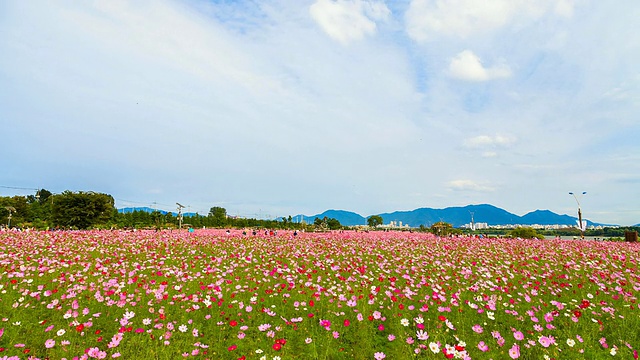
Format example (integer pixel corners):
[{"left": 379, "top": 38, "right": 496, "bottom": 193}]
[{"left": 1, "top": 1, "right": 639, "bottom": 225}]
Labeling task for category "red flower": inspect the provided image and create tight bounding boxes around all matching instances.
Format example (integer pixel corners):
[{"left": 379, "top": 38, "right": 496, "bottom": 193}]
[
  {"left": 438, "top": 315, "right": 446, "bottom": 321},
  {"left": 275, "top": 338, "right": 287, "bottom": 345},
  {"left": 343, "top": 319, "right": 350, "bottom": 327},
  {"left": 238, "top": 356, "right": 246, "bottom": 360},
  {"left": 228, "top": 345, "right": 237, "bottom": 351},
  {"left": 76, "top": 324, "right": 85, "bottom": 332},
  {"left": 273, "top": 343, "right": 282, "bottom": 351},
  {"left": 230, "top": 320, "right": 238, "bottom": 327},
  {"left": 573, "top": 310, "right": 582, "bottom": 318},
  {"left": 309, "top": 300, "right": 315, "bottom": 307}
]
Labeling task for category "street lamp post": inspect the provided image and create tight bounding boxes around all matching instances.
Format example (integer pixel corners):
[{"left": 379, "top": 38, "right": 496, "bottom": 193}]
[
  {"left": 5, "top": 206, "right": 16, "bottom": 228},
  {"left": 569, "top": 191, "right": 587, "bottom": 239}
]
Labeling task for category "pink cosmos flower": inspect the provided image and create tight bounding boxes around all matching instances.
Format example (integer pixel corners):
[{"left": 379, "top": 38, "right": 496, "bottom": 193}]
[
  {"left": 45, "top": 339, "right": 55, "bottom": 348},
  {"left": 509, "top": 343, "right": 520, "bottom": 359},
  {"left": 478, "top": 341, "right": 489, "bottom": 352},
  {"left": 513, "top": 331, "right": 524, "bottom": 341},
  {"left": 544, "top": 312, "right": 554, "bottom": 322},
  {"left": 374, "top": 352, "right": 386, "bottom": 360},
  {"left": 538, "top": 336, "right": 552, "bottom": 348},
  {"left": 472, "top": 324, "right": 483, "bottom": 333}
]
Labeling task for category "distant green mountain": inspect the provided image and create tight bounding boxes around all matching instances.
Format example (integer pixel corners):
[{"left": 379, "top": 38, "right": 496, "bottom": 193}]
[
  {"left": 298, "top": 204, "right": 603, "bottom": 227},
  {"left": 299, "top": 210, "right": 366, "bottom": 225},
  {"left": 120, "top": 204, "right": 610, "bottom": 228},
  {"left": 117, "top": 207, "right": 198, "bottom": 217}
]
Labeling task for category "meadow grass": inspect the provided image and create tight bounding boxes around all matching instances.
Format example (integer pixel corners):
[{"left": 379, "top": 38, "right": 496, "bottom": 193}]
[{"left": 0, "top": 229, "right": 638, "bottom": 359}]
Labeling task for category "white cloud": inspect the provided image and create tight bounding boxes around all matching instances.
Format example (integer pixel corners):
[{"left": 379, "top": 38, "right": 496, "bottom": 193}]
[
  {"left": 464, "top": 134, "right": 516, "bottom": 148},
  {"left": 447, "top": 180, "right": 495, "bottom": 192},
  {"left": 405, "top": 0, "right": 575, "bottom": 42},
  {"left": 310, "top": 0, "right": 390, "bottom": 44},
  {"left": 1, "top": 1, "right": 639, "bottom": 226},
  {"left": 449, "top": 50, "right": 511, "bottom": 81}
]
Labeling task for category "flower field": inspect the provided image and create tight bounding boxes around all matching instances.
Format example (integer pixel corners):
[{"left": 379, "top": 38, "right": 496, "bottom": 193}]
[{"left": 1, "top": 230, "right": 639, "bottom": 359}]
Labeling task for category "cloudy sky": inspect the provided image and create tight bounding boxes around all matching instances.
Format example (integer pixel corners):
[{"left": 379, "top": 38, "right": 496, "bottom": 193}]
[{"left": 1, "top": 0, "right": 639, "bottom": 225}]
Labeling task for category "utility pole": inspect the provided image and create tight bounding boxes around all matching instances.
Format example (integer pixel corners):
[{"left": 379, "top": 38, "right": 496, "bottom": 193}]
[{"left": 176, "top": 203, "right": 185, "bottom": 229}]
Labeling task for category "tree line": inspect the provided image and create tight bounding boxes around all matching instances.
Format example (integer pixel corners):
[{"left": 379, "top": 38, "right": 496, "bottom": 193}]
[
  {"left": 0, "top": 190, "right": 342, "bottom": 231},
  {"left": 1, "top": 190, "right": 636, "bottom": 238}
]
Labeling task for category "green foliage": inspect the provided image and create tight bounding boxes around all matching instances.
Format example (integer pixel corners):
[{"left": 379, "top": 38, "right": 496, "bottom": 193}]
[
  {"left": 51, "top": 191, "right": 115, "bottom": 229},
  {"left": 430, "top": 221, "right": 458, "bottom": 236},
  {"left": 208, "top": 206, "right": 228, "bottom": 227},
  {"left": 367, "top": 215, "right": 383, "bottom": 228},
  {"left": 508, "top": 227, "right": 544, "bottom": 239},
  {"left": 326, "top": 217, "right": 342, "bottom": 230}
]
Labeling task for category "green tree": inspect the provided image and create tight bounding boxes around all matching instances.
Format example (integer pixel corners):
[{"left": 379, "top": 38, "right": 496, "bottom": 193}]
[
  {"left": 367, "top": 215, "right": 383, "bottom": 228},
  {"left": 327, "top": 217, "right": 342, "bottom": 230},
  {"left": 208, "top": 206, "right": 227, "bottom": 227},
  {"left": 51, "top": 191, "right": 114, "bottom": 229},
  {"left": 431, "top": 221, "right": 454, "bottom": 236},
  {"left": 314, "top": 217, "right": 329, "bottom": 231},
  {"left": 509, "top": 227, "right": 543, "bottom": 239}
]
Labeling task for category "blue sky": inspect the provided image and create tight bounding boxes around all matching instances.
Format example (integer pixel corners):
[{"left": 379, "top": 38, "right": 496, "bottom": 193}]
[{"left": 1, "top": 0, "right": 639, "bottom": 225}]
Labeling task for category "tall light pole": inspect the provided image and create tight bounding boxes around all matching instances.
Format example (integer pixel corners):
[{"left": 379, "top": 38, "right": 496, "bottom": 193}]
[
  {"left": 5, "top": 206, "right": 15, "bottom": 228},
  {"left": 569, "top": 191, "right": 587, "bottom": 239},
  {"left": 176, "top": 203, "right": 185, "bottom": 229}
]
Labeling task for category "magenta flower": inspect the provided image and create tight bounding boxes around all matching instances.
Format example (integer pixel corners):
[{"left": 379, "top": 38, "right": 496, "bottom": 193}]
[
  {"left": 513, "top": 331, "right": 524, "bottom": 341},
  {"left": 374, "top": 352, "right": 386, "bottom": 360},
  {"left": 538, "top": 336, "right": 552, "bottom": 348},
  {"left": 478, "top": 341, "right": 489, "bottom": 352},
  {"left": 509, "top": 343, "right": 520, "bottom": 359}
]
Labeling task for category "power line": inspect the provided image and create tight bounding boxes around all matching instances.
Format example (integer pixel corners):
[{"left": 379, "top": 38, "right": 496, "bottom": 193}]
[{"left": 0, "top": 185, "right": 39, "bottom": 191}]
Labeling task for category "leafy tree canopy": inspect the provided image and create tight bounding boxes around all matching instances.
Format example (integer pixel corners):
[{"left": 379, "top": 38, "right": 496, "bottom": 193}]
[
  {"left": 51, "top": 191, "right": 114, "bottom": 229},
  {"left": 367, "top": 215, "right": 383, "bottom": 228},
  {"left": 508, "top": 227, "right": 544, "bottom": 239}
]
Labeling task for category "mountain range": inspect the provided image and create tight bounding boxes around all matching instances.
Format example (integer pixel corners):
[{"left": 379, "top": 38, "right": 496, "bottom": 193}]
[
  {"left": 117, "top": 207, "right": 198, "bottom": 217},
  {"left": 297, "top": 204, "right": 605, "bottom": 227},
  {"left": 117, "top": 204, "right": 614, "bottom": 228}
]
